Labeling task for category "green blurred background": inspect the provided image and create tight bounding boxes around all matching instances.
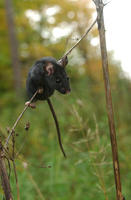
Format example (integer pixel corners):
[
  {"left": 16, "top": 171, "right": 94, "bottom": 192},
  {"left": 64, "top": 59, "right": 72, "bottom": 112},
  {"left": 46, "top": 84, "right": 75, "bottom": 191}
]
[{"left": 0, "top": 0, "right": 131, "bottom": 199}]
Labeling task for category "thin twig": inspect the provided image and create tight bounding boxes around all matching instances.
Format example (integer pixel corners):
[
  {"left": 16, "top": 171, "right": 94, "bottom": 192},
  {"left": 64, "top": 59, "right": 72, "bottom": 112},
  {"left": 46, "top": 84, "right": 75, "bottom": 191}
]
[
  {"left": 4, "top": 90, "right": 38, "bottom": 149},
  {"left": 5, "top": 156, "right": 11, "bottom": 180},
  {"left": 93, "top": 1, "right": 124, "bottom": 200},
  {"left": 47, "top": 98, "right": 66, "bottom": 158},
  {"left": 12, "top": 160, "right": 20, "bottom": 200},
  {"left": 0, "top": 140, "right": 13, "bottom": 200},
  {"left": 12, "top": 130, "right": 15, "bottom": 160},
  {"left": 15, "top": 140, "right": 26, "bottom": 158},
  {"left": 11, "top": 130, "right": 20, "bottom": 200},
  {"left": 61, "top": 18, "right": 97, "bottom": 59}
]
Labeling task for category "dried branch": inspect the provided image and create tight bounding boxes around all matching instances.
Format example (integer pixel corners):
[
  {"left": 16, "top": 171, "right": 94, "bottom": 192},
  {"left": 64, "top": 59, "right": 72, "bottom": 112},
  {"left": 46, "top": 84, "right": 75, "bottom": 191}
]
[
  {"left": 5, "top": 156, "right": 11, "bottom": 180},
  {"left": 12, "top": 131, "right": 15, "bottom": 160},
  {"left": 12, "top": 160, "right": 20, "bottom": 200},
  {"left": 2, "top": 91, "right": 38, "bottom": 199},
  {"left": 0, "top": 140, "right": 13, "bottom": 200},
  {"left": 4, "top": 90, "right": 38, "bottom": 149},
  {"left": 60, "top": 18, "right": 97, "bottom": 61},
  {"left": 93, "top": 1, "right": 124, "bottom": 200},
  {"left": 47, "top": 98, "right": 66, "bottom": 158},
  {"left": 11, "top": 131, "right": 20, "bottom": 200}
]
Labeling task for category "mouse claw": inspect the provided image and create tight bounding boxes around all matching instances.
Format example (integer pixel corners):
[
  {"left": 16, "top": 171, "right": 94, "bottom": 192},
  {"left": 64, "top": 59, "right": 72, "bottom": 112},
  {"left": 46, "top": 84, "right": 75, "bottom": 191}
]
[
  {"left": 38, "top": 88, "right": 44, "bottom": 94},
  {"left": 25, "top": 101, "right": 36, "bottom": 109}
]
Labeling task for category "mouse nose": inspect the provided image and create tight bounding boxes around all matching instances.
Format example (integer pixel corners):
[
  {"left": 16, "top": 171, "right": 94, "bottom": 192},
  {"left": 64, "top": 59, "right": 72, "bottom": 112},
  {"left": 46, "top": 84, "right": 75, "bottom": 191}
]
[{"left": 66, "top": 88, "right": 71, "bottom": 94}]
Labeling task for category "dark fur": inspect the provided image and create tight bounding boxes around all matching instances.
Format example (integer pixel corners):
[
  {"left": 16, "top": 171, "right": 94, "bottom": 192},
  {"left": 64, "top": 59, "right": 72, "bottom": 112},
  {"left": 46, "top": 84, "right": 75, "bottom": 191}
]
[{"left": 26, "top": 56, "right": 71, "bottom": 101}]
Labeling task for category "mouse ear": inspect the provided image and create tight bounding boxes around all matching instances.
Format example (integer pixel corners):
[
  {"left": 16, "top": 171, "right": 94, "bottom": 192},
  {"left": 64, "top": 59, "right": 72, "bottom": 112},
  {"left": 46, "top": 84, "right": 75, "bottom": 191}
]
[
  {"left": 44, "top": 62, "right": 54, "bottom": 76},
  {"left": 57, "top": 56, "right": 68, "bottom": 68}
]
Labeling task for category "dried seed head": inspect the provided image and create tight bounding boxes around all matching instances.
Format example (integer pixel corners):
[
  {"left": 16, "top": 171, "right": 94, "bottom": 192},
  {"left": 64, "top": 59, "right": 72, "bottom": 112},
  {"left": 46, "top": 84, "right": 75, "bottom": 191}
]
[{"left": 25, "top": 122, "right": 30, "bottom": 131}]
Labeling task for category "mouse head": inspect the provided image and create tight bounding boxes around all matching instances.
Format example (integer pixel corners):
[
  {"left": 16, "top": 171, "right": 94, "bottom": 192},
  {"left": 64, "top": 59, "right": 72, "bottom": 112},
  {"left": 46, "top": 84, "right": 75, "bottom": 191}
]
[
  {"left": 53, "top": 61, "right": 71, "bottom": 94},
  {"left": 38, "top": 56, "right": 71, "bottom": 94}
]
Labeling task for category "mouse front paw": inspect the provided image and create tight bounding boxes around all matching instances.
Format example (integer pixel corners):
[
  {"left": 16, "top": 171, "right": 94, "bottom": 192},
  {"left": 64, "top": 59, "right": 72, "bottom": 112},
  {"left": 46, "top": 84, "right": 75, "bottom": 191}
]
[
  {"left": 38, "top": 88, "right": 44, "bottom": 94},
  {"left": 25, "top": 101, "right": 36, "bottom": 109}
]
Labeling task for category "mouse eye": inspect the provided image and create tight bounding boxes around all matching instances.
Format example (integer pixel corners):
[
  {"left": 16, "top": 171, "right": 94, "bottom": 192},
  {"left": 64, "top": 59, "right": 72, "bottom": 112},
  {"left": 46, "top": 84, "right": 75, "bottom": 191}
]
[{"left": 56, "top": 78, "right": 61, "bottom": 83}]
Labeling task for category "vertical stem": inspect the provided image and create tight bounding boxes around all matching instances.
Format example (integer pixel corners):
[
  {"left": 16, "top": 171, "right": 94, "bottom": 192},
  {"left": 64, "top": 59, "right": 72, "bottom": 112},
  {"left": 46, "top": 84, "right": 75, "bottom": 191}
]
[
  {"left": 12, "top": 161, "right": 20, "bottom": 200},
  {"left": 94, "top": 1, "right": 124, "bottom": 200},
  {"left": 0, "top": 140, "right": 13, "bottom": 200}
]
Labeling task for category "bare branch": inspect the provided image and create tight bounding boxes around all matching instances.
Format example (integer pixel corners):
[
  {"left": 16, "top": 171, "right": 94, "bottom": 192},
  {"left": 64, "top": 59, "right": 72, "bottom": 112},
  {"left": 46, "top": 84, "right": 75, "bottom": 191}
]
[
  {"left": 103, "top": 1, "right": 111, "bottom": 6},
  {"left": 0, "top": 140, "right": 13, "bottom": 200},
  {"left": 4, "top": 90, "right": 38, "bottom": 149},
  {"left": 12, "top": 160, "right": 20, "bottom": 200},
  {"left": 61, "top": 18, "right": 97, "bottom": 59},
  {"left": 93, "top": 0, "right": 124, "bottom": 200},
  {"left": 11, "top": 131, "right": 20, "bottom": 200}
]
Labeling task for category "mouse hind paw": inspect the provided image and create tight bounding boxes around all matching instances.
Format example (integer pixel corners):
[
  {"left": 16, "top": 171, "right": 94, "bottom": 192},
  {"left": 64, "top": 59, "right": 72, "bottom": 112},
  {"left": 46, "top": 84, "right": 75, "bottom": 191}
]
[{"left": 25, "top": 101, "right": 36, "bottom": 109}]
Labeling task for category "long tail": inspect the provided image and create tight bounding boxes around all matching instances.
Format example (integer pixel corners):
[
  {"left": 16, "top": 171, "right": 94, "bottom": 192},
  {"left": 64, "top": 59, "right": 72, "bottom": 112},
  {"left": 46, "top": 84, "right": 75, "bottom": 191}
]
[{"left": 47, "top": 98, "right": 66, "bottom": 158}]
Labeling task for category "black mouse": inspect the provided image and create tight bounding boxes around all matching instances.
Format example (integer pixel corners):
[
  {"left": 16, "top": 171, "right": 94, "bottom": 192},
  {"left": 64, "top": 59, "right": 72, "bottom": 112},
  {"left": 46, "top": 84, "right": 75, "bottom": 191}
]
[{"left": 25, "top": 56, "right": 71, "bottom": 108}]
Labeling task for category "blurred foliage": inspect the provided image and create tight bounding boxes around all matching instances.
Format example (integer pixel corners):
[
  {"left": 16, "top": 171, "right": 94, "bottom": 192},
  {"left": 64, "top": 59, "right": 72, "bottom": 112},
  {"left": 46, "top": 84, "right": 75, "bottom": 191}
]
[{"left": 0, "top": 0, "right": 131, "bottom": 199}]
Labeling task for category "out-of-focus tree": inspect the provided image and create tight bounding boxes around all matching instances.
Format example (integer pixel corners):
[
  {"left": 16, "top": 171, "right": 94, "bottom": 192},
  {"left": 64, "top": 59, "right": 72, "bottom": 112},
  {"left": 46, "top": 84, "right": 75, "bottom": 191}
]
[{"left": 4, "top": 0, "right": 21, "bottom": 94}]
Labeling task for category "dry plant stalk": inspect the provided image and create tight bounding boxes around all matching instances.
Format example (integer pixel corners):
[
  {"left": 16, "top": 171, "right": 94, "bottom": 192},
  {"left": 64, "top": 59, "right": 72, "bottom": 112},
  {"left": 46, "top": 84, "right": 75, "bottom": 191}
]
[
  {"left": 4, "top": 90, "right": 38, "bottom": 149},
  {"left": 93, "top": 0, "right": 124, "bottom": 200},
  {"left": 0, "top": 140, "right": 13, "bottom": 200},
  {"left": 12, "top": 131, "right": 20, "bottom": 200},
  {"left": 60, "top": 18, "right": 97, "bottom": 62}
]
